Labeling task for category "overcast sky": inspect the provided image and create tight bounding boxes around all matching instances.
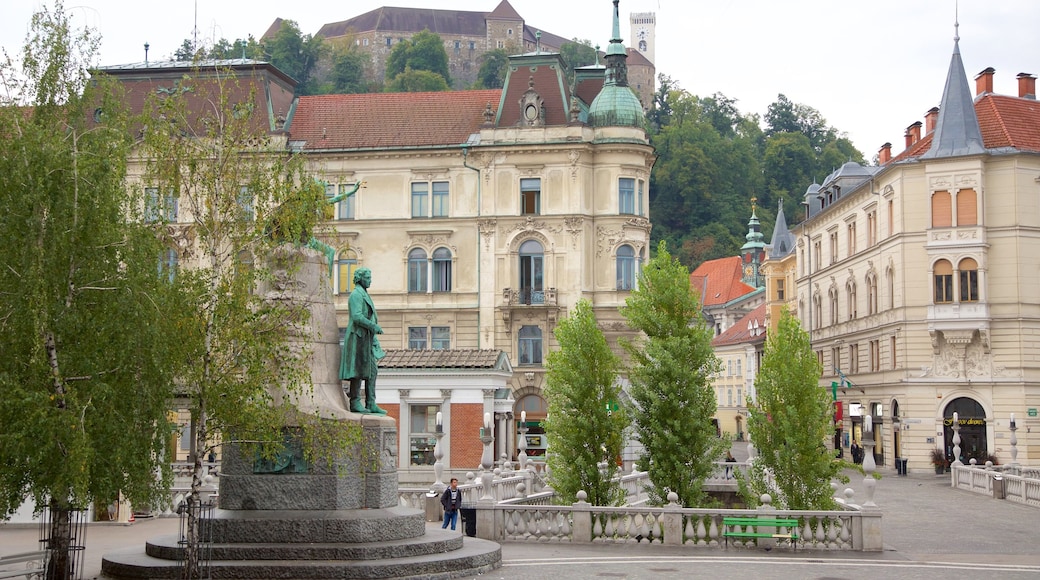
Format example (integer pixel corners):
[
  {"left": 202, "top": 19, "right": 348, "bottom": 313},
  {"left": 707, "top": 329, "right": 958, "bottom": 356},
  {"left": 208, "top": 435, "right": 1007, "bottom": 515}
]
[{"left": 3, "top": 1, "right": 1038, "bottom": 161}]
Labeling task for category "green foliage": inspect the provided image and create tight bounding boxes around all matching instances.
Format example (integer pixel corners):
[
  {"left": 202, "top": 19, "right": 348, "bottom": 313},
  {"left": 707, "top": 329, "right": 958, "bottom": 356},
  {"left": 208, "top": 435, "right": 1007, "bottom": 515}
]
[
  {"left": 648, "top": 87, "right": 866, "bottom": 272},
  {"left": 139, "top": 64, "right": 356, "bottom": 490},
  {"left": 386, "top": 67, "right": 450, "bottom": 93},
  {"left": 385, "top": 30, "right": 451, "bottom": 88},
  {"left": 544, "top": 300, "right": 627, "bottom": 506},
  {"left": 475, "top": 48, "right": 509, "bottom": 89},
  {"left": 329, "top": 45, "right": 370, "bottom": 94},
  {"left": 175, "top": 36, "right": 264, "bottom": 62},
  {"left": 558, "top": 39, "right": 598, "bottom": 86},
  {"left": 0, "top": 2, "right": 187, "bottom": 517},
  {"left": 264, "top": 20, "right": 326, "bottom": 95},
  {"left": 649, "top": 89, "right": 764, "bottom": 269},
  {"left": 620, "top": 242, "right": 725, "bottom": 506},
  {"left": 742, "top": 308, "right": 847, "bottom": 510}
]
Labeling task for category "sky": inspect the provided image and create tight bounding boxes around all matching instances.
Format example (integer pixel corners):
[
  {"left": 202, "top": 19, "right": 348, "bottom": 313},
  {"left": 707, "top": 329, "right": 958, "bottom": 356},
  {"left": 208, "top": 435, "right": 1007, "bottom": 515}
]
[{"left": 3, "top": 1, "right": 1039, "bottom": 160}]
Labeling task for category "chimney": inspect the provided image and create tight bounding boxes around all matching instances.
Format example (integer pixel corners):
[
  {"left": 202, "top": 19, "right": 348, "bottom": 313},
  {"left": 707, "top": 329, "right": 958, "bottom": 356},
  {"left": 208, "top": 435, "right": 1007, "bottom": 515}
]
[
  {"left": 1018, "top": 72, "right": 1037, "bottom": 99},
  {"left": 975, "top": 67, "right": 995, "bottom": 97},
  {"left": 879, "top": 142, "right": 892, "bottom": 165},
  {"left": 905, "top": 121, "right": 922, "bottom": 149},
  {"left": 924, "top": 107, "right": 940, "bottom": 134}
]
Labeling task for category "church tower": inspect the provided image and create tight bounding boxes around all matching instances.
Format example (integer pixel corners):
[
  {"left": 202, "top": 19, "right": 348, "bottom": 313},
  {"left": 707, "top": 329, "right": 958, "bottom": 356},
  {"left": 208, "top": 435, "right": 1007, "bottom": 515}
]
[
  {"left": 740, "top": 198, "right": 766, "bottom": 289},
  {"left": 629, "top": 11, "right": 656, "bottom": 64}
]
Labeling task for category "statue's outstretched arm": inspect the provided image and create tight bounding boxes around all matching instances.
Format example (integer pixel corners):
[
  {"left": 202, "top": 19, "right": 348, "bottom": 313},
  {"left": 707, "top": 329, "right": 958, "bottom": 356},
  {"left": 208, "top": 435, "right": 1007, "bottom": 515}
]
[{"left": 327, "top": 181, "right": 366, "bottom": 205}]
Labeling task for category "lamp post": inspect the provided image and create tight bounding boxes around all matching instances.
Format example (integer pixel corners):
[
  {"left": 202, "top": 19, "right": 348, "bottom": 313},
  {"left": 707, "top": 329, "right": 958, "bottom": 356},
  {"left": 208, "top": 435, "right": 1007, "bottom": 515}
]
[
  {"left": 951, "top": 412, "right": 963, "bottom": 466},
  {"left": 432, "top": 411, "right": 446, "bottom": 493},
  {"left": 517, "top": 411, "right": 529, "bottom": 472},
  {"left": 479, "top": 412, "right": 495, "bottom": 501},
  {"left": 1010, "top": 413, "right": 1019, "bottom": 467},
  {"left": 862, "top": 414, "right": 877, "bottom": 507}
]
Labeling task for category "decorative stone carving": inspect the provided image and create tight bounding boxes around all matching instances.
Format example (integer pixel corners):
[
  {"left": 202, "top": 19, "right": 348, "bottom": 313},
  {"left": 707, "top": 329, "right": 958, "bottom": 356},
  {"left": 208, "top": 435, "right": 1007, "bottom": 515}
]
[
  {"left": 563, "top": 216, "right": 583, "bottom": 248},
  {"left": 478, "top": 219, "right": 497, "bottom": 250},
  {"left": 517, "top": 77, "right": 545, "bottom": 127},
  {"left": 568, "top": 150, "right": 581, "bottom": 180}
]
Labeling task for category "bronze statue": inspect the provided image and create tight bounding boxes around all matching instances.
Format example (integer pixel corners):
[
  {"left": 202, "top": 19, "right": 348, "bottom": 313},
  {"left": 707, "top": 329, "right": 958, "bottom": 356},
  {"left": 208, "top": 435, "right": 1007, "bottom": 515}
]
[{"left": 340, "top": 267, "right": 386, "bottom": 415}]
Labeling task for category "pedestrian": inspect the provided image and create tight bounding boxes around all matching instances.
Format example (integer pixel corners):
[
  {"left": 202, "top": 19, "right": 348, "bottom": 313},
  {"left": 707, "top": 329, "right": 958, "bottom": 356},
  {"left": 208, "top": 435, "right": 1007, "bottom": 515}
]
[
  {"left": 724, "top": 451, "right": 737, "bottom": 479},
  {"left": 441, "top": 478, "right": 461, "bottom": 531},
  {"left": 851, "top": 441, "right": 862, "bottom": 464}
]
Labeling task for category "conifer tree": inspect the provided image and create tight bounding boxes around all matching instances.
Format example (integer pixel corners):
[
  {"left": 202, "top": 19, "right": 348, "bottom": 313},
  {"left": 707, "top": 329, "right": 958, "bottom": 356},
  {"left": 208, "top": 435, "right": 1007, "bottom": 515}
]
[
  {"left": 621, "top": 242, "right": 725, "bottom": 507},
  {"left": 543, "top": 299, "right": 627, "bottom": 505},
  {"left": 742, "top": 308, "right": 845, "bottom": 509}
]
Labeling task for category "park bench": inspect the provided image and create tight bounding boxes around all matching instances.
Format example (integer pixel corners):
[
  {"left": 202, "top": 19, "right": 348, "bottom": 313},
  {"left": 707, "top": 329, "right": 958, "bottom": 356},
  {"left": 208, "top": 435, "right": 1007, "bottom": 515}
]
[
  {"left": 722, "top": 517, "right": 800, "bottom": 549},
  {"left": 0, "top": 550, "right": 47, "bottom": 579}
]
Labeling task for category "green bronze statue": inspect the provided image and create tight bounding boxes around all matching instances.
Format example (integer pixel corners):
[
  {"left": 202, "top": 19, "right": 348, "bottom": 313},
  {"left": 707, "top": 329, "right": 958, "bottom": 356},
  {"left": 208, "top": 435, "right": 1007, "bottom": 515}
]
[{"left": 340, "top": 267, "right": 387, "bottom": 415}]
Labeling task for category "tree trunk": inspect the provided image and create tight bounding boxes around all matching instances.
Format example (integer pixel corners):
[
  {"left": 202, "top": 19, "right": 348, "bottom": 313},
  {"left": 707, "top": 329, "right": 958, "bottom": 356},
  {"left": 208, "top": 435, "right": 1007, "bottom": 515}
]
[{"left": 45, "top": 504, "right": 72, "bottom": 580}]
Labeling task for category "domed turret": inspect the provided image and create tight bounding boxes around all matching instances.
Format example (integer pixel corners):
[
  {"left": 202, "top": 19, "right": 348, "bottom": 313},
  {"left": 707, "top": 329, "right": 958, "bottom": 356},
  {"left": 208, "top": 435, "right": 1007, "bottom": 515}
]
[{"left": 588, "top": 0, "right": 644, "bottom": 128}]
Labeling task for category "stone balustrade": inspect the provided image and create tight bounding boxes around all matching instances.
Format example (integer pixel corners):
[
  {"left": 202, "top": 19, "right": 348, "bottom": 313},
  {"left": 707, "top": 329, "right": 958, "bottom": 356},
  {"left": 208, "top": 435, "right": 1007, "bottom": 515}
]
[{"left": 952, "top": 462, "right": 1040, "bottom": 507}]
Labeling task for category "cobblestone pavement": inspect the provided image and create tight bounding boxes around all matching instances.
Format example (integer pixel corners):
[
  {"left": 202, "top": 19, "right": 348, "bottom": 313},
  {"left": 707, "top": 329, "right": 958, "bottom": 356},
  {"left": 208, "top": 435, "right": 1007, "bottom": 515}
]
[{"left": 2, "top": 464, "right": 1037, "bottom": 579}]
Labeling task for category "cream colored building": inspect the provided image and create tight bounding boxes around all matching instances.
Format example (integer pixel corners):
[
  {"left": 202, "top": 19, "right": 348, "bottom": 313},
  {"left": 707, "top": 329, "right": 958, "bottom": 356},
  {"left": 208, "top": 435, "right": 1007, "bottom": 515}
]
[{"left": 793, "top": 36, "right": 1040, "bottom": 471}]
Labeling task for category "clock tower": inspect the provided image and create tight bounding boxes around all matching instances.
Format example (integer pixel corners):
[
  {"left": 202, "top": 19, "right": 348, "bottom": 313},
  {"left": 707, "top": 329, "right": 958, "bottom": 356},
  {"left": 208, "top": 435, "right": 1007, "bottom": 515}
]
[
  {"left": 740, "top": 198, "right": 766, "bottom": 289},
  {"left": 629, "top": 11, "right": 656, "bottom": 64}
]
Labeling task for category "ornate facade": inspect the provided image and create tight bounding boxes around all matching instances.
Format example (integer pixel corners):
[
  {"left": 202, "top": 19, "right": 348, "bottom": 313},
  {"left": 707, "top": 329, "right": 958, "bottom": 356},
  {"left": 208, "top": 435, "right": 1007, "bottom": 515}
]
[{"left": 790, "top": 31, "right": 1040, "bottom": 470}]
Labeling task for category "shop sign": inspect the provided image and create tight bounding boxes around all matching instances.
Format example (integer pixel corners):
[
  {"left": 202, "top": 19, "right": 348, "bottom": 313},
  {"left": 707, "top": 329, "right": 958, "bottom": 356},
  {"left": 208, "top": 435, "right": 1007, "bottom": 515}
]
[
  {"left": 943, "top": 417, "right": 985, "bottom": 426},
  {"left": 1029, "top": 408, "right": 1038, "bottom": 417}
]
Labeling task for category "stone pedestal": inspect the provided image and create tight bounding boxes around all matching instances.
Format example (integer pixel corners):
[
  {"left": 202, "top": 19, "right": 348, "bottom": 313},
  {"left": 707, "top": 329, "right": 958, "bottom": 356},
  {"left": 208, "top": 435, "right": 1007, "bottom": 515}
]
[{"left": 102, "top": 248, "right": 500, "bottom": 578}]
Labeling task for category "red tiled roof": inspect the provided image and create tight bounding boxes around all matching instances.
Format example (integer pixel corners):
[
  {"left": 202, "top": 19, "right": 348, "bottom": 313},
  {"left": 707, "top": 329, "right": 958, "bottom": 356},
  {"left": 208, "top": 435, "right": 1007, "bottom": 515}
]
[
  {"left": 888, "top": 93, "right": 1040, "bottom": 164},
  {"left": 291, "top": 89, "right": 501, "bottom": 150},
  {"left": 976, "top": 94, "right": 1040, "bottom": 152},
  {"left": 497, "top": 60, "right": 570, "bottom": 127},
  {"left": 712, "top": 303, "right": 768, "bottom": 347},
  {"left": 689, "top": 256, "right": 757, "bottom": 307}
]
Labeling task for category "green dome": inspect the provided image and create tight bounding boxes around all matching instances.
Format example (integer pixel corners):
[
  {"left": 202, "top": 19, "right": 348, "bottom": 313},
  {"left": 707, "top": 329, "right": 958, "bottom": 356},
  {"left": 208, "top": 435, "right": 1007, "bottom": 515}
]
[{"left": 588, "top": 84, "right": 644, "bottom": 128}]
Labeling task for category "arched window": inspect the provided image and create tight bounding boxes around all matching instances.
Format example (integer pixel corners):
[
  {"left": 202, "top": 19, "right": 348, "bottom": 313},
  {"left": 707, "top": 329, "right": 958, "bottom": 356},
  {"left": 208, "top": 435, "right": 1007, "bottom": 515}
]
[
  {"left": 335, "top": 248, "right": 358, "bottom": 294},
  {"left": 813, "top": 294, "right": 822, "bottom": 330},
  {"left": 931, "top": 190, "right": 952, "bottom": 227},
  {"left": 518, "top": 325, "right": 543, "bottom": 365},
  {"left": 933, "top": 260, "right": 953, "bottom": 303},
  {"left": 616, "top": 244, "right": 636, "bottom": 290},
  {"left": 847, "top": 282, "right": 858, "bottom": 320},
  {"left": 432, "top": 247, "right": 452, "bottom": 292},
  {"left": 519, "top": 239, "right": 544, "bottom": 304},
  {"left": 408, "top": 248, "right": 427, "bottom": 293},
  {"left": 867, "top": 274, "right": 878, "bottom": 315},
  {"left": 829, "top": 288, "right": 839, "bottom": 326},
  {"left": 959, "top": 258, "right": 979, "bottom": 302}
]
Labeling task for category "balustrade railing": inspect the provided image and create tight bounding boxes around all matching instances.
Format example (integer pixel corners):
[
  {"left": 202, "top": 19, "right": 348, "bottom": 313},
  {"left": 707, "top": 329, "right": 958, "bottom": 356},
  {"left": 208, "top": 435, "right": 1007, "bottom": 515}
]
[{"left": 952, "top": 463, "right": 1040, "bottom": 507}]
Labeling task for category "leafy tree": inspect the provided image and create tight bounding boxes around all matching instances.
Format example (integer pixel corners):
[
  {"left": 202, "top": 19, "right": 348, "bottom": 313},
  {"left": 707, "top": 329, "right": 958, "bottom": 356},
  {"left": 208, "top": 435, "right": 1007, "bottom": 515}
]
[
  {"left": 543, "top": 300, "right": 627, "bottom": 506},
  {"left": 764, "top": 93, "right": 836, "bottom": 152},
  {"left": 140, "top": 65, "right": 353, "bottom": 577},
  {"left": 475, "top": 48, "right": 508, "bottom": 89},
  {"left": 646, "top": 73, "right": 676, "bottom": 132},
  {"left": 386, "top": 66, "right": 449, "bottom": 93},
  {"left": 263, "top": 19, "right": 325, "bottom": 95},
  {"left": 385, "top": 30, "right": 451, "bottom": 88},
  {"left": 173, "top": 36, "right": 264, "bottom": 62},
  {"left": 620, "top": 242, "right": 725, "bottom": 506},
  {"left": 329, "top": 44, "right": 370, "bottom": 94},
  {"left": 0, "top": 3, "right": 190, "bottom": 576},
  {"left": 763, "top": 131, "right": 815, "bottom": 204},
  {"left": 742, "top": 308, "right": 846, "bottom": 510},
  {"left": 558, "top": 38, "right": 598, "bottom": 86}
]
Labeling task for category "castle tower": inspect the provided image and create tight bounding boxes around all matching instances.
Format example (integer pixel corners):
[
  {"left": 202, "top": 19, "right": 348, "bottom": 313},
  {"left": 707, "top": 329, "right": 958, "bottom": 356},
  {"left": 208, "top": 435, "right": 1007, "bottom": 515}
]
[{"left": 629, "top": 11, "right": 655, "bottom": 64}]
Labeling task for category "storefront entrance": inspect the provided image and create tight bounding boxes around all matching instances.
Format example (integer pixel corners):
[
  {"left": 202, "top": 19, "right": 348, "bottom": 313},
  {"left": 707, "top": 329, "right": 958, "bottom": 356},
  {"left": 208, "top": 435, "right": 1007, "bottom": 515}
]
[{"left": 942, "top": 397, "right": 988, "bottom": 464}]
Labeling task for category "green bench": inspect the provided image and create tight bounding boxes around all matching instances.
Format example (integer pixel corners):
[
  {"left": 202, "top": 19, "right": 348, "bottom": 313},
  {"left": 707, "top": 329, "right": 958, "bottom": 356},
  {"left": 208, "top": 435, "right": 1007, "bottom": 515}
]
[{"left": 722, "top": 517, "right": 800, "bottom": 549}]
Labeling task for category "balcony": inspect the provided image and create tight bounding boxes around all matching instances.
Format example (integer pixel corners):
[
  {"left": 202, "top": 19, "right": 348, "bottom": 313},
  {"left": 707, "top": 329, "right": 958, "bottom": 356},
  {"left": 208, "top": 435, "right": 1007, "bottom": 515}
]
[{"left": 501, "top": 287, "right": 558, "bottom": 323}]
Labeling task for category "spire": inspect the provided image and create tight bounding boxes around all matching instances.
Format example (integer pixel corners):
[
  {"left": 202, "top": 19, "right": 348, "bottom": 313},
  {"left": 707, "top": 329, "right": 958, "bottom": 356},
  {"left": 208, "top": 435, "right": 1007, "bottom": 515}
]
[
  {"left": 605, "top": 0, "right": 628, "bottom": 86},
  {"left": 921, "top": 9, "right": 985, "bottom": 159},
  {"left": 769, "top": 199, "right": 797, "bottom": 259},
  {"left": 587, "top": 0, "right": 643, "bottom": 128},
  {"left": 740, "top": 197, "right": 767, "bottom": 288}
]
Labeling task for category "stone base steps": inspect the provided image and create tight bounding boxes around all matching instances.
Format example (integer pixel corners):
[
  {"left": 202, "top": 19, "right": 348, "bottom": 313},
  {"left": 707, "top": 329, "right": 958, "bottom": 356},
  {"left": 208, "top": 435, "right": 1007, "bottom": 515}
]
[
  {"left": 101, "top": 533, "right": 501, "bottom": 579},
  {"left": 206, "top": 507, "right": 427, "bottom": 544},
  {"left": 144, "top": 530, "right": 464, "bottom": 561}
]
